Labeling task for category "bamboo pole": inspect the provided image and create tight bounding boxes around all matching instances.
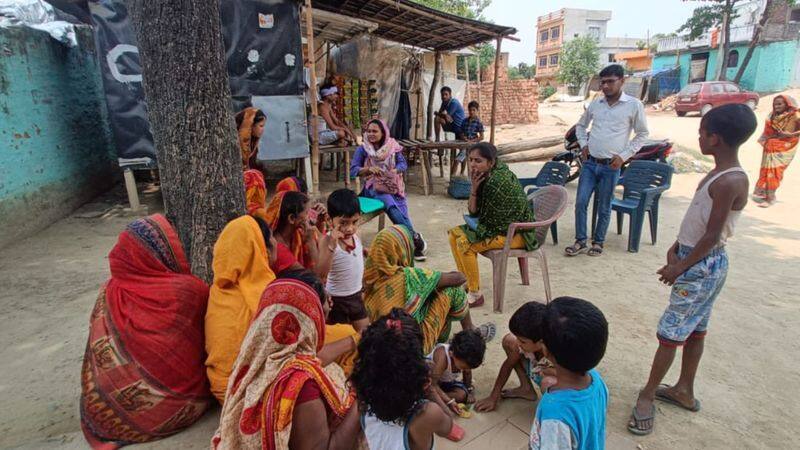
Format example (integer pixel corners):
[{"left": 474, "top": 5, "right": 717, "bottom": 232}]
[
  {"left": 464, "top": 55, "right": 471, "bottom": 104},
  {"left": 304, "top": 0, "right": 320, "bottom": 193},
  {"left": 476, "top": 54, "right": 481, "bottom": 108},
  {"left": 490, "top": 37, "right": 502, "bottom": 145}
]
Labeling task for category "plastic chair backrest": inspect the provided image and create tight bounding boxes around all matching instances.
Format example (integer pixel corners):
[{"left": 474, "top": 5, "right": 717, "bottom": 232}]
[
  {"left": 535, "top": 161, "right": 571, "bottom": 187},
  {"left": 528, "top": 185, "right": 569, "bottom": 245},
  {"left": 622, "top": 161, "right": 674, "bottom": 201}
]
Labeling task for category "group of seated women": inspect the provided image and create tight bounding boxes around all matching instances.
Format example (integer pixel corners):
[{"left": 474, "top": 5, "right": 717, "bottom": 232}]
[{"left": 79, "top": 106, "right": 534, "bottom": 449}]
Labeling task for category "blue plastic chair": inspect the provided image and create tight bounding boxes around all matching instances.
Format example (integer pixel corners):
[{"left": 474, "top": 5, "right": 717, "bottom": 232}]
[
  {"left": 518, "top": 161, "right": 570, "bottom": 244},
  {"left": 592, "top": 160, "right": 673, "bottom": 253}
]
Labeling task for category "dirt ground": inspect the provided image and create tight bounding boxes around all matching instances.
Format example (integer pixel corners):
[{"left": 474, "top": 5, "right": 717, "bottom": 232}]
[{"left": 1, "top": 92, "right": 799, "bottom": 450}]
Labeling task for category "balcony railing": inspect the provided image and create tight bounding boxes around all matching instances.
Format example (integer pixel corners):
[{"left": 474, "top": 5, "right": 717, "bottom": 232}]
[
  {"left": 537, "top": 9, "right": 564, "bottom": 24},
  {"left": 656, "top": 24, "right": 756, "bottom": 53},
  {"left": 537, "top": 39, "right": 562, "bottom": 51}
]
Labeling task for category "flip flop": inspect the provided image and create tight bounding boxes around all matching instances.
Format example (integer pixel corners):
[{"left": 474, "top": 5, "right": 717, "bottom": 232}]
[
  {"left": 627, "top": 404, "right": 655, "bottom": 436},
  {"left": 468, "top": 294, "right": 485, "bottom": 308},
  {"left": 477, "top": 322, "right": 496, "bottom": 343},
  {"left": 655, "top": 384, "right": 701, "bottom": 412}
]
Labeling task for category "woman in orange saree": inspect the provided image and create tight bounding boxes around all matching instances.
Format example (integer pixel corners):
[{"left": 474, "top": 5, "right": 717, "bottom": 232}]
[
  {"left": 80, "top": 214, "right": 211, "bottom": 448},
  {"left": 237, "top": 107, "right": 270, "bottom": 220},
  {"left": 211, "top": 277, "right": 361, "bottom": 450},
  {"left": 754, "top": 95, "right": 800, "bottom": 207}
]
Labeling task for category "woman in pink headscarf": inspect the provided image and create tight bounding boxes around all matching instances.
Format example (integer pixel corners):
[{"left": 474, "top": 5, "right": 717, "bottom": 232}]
[{"left": 350, "top": 119, "right": 428, "bottom": 261}]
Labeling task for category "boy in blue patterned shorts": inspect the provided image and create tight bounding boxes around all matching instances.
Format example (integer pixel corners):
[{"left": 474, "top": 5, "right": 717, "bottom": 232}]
[{"left": 628, "top": 104, "right": 758, "bottom": 436}]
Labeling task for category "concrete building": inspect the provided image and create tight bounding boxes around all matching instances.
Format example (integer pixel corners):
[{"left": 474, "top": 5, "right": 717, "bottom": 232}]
[
  {"left": 614, "top": 49, "right": 654, "bottom": 72},
  {"left": 535, "top": 8, "right": 642, "bottom": 87},
  {"left": 652, "top": 0, "right": 800, "bottom": 92}
]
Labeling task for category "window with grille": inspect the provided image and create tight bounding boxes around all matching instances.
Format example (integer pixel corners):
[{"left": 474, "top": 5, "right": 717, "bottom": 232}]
[
  {"left": 540, "top": 30, "right": 549, "bottom": 42},
  {"left": 539, "top": 56, "right": 548, "bottom": 67},
  {"left": 550, "top": 27, "right": 560, "bottom": 40},
  {"left": 727, "top": 50, "right": 739, "bottom": 68},
  {"left": 550, "top": 55, "right": 559, "bottom": 66}
]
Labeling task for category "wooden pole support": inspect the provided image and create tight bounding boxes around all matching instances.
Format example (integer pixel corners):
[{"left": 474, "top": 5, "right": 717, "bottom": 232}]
[
  {"left": 304, "top": 0, "right": 320, "bottom": 193},
  {"left": 490, "top": 37, "right": 502, "bottom": 145}
]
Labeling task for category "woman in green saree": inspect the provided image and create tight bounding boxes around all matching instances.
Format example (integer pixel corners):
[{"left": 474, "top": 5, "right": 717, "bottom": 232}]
[{"left": 447, "top": 142, "right": 537, "bottom": 308}]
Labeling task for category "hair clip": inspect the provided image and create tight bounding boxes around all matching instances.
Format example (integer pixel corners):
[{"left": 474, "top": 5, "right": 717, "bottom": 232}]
[{"left": 386, "top": 319, "right": 402, "bottom": 331}]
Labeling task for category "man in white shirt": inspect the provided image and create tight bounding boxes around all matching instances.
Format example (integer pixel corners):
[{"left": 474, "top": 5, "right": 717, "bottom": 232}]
[{"left": 565, "top": 64, "right": 649, "bottom": 257}]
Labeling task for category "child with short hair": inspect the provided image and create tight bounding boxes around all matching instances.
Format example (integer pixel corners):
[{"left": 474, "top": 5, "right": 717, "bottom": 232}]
[
  {"left": 427, "top": 329, "right": 486, "bottom": 416},
  {"left": 317, "top": 189, "right": 369, "bottom": 332},
  {"left": 454, "top": 101, "right": 485, "bottom": 176},
  {"left": 530, "top": 296, "right": 609, "bottom": 450},
  {"left": 474, "top": 301, "right": 557, "bottom": 413},
  {"left": 629, "top": 104, "right": 756, "bottom": 436},
  {"left": 352, "top": 308, "right": 465, "bottom": 450}
]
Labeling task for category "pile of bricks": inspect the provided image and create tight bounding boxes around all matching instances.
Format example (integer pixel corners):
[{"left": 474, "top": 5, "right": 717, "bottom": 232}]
[{"left": 467, "top": 79, "right": 539, "bottom": 125}]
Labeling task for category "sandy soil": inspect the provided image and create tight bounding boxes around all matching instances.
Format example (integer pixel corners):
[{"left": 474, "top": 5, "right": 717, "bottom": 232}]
[{"left": 1, "top": 93, "right": 799, "bottom": 450}]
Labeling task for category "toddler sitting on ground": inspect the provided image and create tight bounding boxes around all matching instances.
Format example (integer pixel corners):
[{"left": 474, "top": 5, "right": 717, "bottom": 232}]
[{"left": 427, "top": 329, "right": 486, "bottom": 416}]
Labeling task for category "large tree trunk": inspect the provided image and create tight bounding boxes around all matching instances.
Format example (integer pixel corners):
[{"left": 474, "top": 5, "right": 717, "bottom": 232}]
[
  {"left": 126, "top": 0, "right": 246, "bottom": 282},
  {"left": 734, "top": 0, "right": 773, "bottom": 84}
]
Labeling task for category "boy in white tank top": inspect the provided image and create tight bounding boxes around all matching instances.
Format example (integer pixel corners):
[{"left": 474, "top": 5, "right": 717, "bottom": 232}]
[
  {"left": 628, "top": 104, "right": 757, "bottom": 436},
  {"left": 318, "top": 189, "right": 369, "bottom": 332}
]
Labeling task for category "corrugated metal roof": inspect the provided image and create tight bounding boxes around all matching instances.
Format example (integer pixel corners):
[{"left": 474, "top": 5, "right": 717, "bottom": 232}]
[{"left": 310, "top": 0, "right": 516, "bottom": 51}]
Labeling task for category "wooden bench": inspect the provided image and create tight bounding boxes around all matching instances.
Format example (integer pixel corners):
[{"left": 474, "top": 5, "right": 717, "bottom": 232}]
[
  {"left": 358, "top": 196, "right": 386, "bottom": 231},
  {"left": 319, "top": 144, "right": 359, "bottom": 188},
  {"left": 397, "top": 139, "right": 472, "bottom": 195}
]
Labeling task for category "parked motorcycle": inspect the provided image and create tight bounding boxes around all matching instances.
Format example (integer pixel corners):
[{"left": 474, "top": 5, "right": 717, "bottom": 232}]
[{"left": 552, "top": 125, "right": 673, "bottom": 183}]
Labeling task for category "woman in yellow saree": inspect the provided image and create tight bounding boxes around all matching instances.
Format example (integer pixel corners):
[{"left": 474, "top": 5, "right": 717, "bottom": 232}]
[{"left": 363, "top": 225, "right": 494, "bottom": 353}]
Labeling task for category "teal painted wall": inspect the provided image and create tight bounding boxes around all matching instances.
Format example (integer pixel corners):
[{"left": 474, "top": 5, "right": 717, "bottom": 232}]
[
  {"left": 652, "top": 39, "right": 800, "bottom": 93},
  {"left": 0, "top": 26, "right": 116, "bottom": 247}
]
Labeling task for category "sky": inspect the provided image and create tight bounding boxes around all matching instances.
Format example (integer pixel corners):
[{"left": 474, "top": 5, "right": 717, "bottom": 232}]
[{"left": 482, "top": 0, "right": 700, "bottom": 66}]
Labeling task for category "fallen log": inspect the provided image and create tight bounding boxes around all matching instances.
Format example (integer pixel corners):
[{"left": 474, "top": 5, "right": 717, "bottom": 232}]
[
  {"left": 499, "top": 144, "right": 563, "bottom": 163},
  {"left": 496, "top": 135, "right": 563, "bottom": 156}
]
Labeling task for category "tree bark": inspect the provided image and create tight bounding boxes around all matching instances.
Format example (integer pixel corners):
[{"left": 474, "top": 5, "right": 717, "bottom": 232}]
[
  {"left": 496, "top": 135, "right": 563, "bottom": 156},
  {"left": 734, "top": 0, "right": 773, "bottom": 84},
  {"left": 498, "top": 145, "right": 563, "bottom": 163},
  {"left": 126, "top": 0, "right": 246, "bottom": 282},
  {"left": 426, "top": 51, "right": 442, "bottom": 140}
]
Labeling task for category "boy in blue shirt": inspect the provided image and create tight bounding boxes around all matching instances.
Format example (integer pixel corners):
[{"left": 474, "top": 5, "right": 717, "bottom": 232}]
[
  {"left": 530, "top": 297, "right": 609, "bottom": 450},
  {"left": 452, "top": 100, "right": 485, "bottom": 176}
]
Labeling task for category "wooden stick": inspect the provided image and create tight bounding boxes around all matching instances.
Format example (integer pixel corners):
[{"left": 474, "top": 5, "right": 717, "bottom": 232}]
[
  {"left": 304, "top": 0, "right": 320, "bottom": 193},
  {"left": 498, "top": 145, "right": 562, "bottom": 163},
  {"left": 496, "top": 135, "right": 562, "bottom": 155},
  {"left": 490, "top": 37, "right": 502, "bottom": 144},
  {"left": 426, "top": 50, "right": 441, "bottom": 141},
  {"left": 476, "top": 54, "right": 481, "bottom": 108}
]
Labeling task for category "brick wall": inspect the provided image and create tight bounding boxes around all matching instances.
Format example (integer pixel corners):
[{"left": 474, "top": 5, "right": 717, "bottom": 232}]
[{"left": 466, "top": 79, "right": 539, "bottom": 125}]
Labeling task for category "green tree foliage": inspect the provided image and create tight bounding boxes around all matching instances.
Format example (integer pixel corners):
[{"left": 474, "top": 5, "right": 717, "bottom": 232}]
[
  {"left": 508, "top": 62, "right": 536, "bottom": 80},
  {"left": 677, "top": 2, "right": 739, "bottom": 40},
  {"left": 412, "top": 0, "right": 492, "bottom": 19},
  {"left": 557, "top": 36, "right": 600, "bottom": 88},
  {"left": 457, "top": 43, "right": 496, "bottom": 81}
]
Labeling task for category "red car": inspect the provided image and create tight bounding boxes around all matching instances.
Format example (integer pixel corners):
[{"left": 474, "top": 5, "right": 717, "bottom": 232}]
[{"left": 675, "top": 81, "right": 759, "bottom": 117}]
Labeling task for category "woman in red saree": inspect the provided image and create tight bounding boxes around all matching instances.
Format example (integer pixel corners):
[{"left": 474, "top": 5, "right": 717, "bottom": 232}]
[
  {"left": 80, "top": 214, "right": 211, "bottom": 448},
  {"left": 211, "top": 276, "right": 361, "bottom": 450},
  {"left": 754, "top": 95, "right": 800, "bottom": 207}
]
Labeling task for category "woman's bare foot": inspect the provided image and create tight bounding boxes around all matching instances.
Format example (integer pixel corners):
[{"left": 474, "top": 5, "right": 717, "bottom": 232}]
[{"left": 501, "top": 385, "right": 538, "bottom": 401}]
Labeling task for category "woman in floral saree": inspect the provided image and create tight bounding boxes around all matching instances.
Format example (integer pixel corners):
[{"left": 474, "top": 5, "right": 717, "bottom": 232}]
[{"left": 754, "top": 94, "right": 800, "bottom": 207}]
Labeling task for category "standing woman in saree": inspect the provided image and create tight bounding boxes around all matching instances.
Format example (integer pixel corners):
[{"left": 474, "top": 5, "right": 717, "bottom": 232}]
[
  {"left": 447, "top": 142, "right": 537, "bottom": 308},
  {"left": 80, "top": 215, "right": 211, "bottom": 448},
  {"left": 363, "top": 225, "right": 494, "bottom": 354},
  {"left": 351, "top": 119, "right": 428, "bottom": 261},
  {"left": 237, "top": 107, "right": 269, "bottom": 221},
  {"left": 754, "top": 95, "right": 800, "bottom": 207},
  {"left": 211, "top": 277, "right": 361, "bottom": 450}
]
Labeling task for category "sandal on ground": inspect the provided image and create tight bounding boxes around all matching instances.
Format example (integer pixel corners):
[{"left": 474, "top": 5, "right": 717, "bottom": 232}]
[
  {"left": 468, "top": 293, "right": 485, "bottom": 308},
  {"left": 751, "top": 194, "right": 766, "bottom": 203},
  {"left": 757, "top": 200, "right": 774, "bottom": 208},
  {"left": 627, "top": 404, "right": 655, "bottom": 436},
  {"left": 587, "top": 243, "right": 604, "bottom": 257},
  {"left": 655, "top": 384, "right": 701, "bottom": 412},
  {"left": 476, "top": 322, "right": 496, "bottom": 343},
  {"left": 564, "top": 241, "right": 588, "bottom": 256}
]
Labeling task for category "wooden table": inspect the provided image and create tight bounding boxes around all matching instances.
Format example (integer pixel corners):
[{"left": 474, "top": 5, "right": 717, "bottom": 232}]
[{"left": 397, "top": 139, "right": 472, "bottom": 195}]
